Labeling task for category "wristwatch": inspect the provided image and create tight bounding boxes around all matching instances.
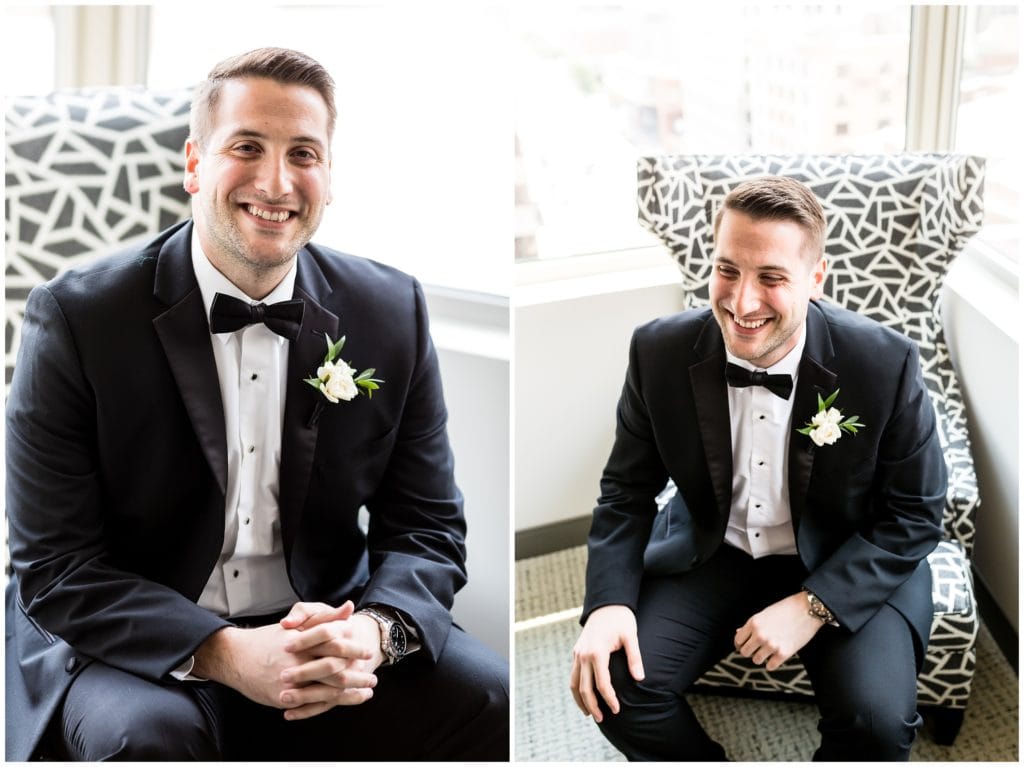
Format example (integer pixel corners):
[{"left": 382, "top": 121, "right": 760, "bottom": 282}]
[
  {"left": 802, "top": 588, "right": 836, "bottom": 625},
  {"left": 358, "top": 607, "right": 409, "bottom": 665}
]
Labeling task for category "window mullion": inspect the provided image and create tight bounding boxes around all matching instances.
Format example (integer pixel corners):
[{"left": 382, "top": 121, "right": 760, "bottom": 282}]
[
  {"left": 53, "top": 6, "right": 151, "bottom": 89},
  {"left": 905, "top": 5, "right": 965, "bottom": 152}
]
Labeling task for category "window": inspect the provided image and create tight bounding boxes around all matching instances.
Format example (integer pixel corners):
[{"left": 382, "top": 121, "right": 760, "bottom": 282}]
[
  {"left": 5, "top": 5, "right": 1018, "bottom": 276},
  {"left": 147, "top": 6, "right": 512, "bottom": 296},
  {"left": 2, "top": 6, "right": 55, "bottom": 96},
  {"left": 514, "top": 5, "right": 911, "bottom": 262},
  {"left": 954, "top": 5, "right": 1019, "bottom": 260}
]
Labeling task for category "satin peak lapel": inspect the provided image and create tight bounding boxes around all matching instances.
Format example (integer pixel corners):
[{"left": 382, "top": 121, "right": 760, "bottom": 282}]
[
  {"left": 279, "top": 249, "right": 341, "bottom": 557},
  {"left": 689, "top": 317, "right": 733, "bottom": 523},
  {"left": 151, "top": 222, "right": 228, "bottom": 496},
  {"left": 788, "top": 302, "right": 837, "bottom": 529}
]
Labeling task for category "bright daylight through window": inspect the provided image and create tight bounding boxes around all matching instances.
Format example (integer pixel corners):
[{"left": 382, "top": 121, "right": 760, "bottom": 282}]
[
  {"left": 514, "top": 5, "right": 1018, "bottom": 266},
  {"left": 148, "top": 6, "right": 512, "bottom": 296}
]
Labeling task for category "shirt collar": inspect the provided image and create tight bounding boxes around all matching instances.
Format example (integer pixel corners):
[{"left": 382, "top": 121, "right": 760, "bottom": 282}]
[
  {"left": 725, "top": 319, "right": 807, "bottom": 379},
  {"left": 191, "top": 227, "right": 299, "bottom": 346}
]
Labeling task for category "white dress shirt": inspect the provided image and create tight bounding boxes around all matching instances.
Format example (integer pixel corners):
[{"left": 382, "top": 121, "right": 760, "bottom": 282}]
[
  {"left": 175, "top": 234, "right": 418, "bottom": 681},
  {"left": 191, "top": 230, "right": 300, "bottom": 618},
  {"left": 723, "top": 324, "right": 807, "bottom": 559}
]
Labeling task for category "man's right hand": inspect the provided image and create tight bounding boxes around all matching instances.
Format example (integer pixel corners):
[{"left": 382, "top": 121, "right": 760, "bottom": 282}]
[
  {"left": 570, "top": 605, "right": 644, "bottom": 723},
  {"left": 192, "top": 620, "right": 375, "bottom": 714}
]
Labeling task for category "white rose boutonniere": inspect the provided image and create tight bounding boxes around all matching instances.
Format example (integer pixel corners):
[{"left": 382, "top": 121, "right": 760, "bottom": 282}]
[
  {"left": 304, "top": 334, "right": 383, "bottom": 403},
  {"left": 797, "top": 389, "right": 865, "bottom": 447}
]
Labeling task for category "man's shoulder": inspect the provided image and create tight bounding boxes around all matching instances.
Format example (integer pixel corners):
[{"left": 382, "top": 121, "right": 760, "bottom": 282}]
[
  {"left": 304, "top": 241, "right": 419, "bottom": 294},
  {"left": 633, "top": 306, "right": 716, "bottom": 351},
  {"left": 636, "top": 306, "right": 714, "bottom": 338},
  {"left": 813, "top": 300, "right": 915, "bottom": 353},
  {"left": 35, "top": 225, "right": 177, "bottom": 307}
]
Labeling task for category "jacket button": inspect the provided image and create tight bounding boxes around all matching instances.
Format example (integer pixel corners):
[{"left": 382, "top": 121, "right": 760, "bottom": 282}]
[{"left": 65, "top": 657, "right": 78, "bottom": 673}]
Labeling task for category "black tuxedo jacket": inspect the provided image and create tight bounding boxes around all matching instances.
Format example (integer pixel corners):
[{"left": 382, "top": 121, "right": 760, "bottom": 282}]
[
  {"left": 583, "top": 301, "right": 945, "bottom": 657},
  {"left": 5, "top": 221, "right": 466, "bottom": 760}
]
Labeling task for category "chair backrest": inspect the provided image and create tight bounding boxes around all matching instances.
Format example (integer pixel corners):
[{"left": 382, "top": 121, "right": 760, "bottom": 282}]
[
  {"left": 637, "top": 154, "right": 985, "bottom": 552},
  {"left": 5, "top": 86, "right": 194, "bottom": 388}
]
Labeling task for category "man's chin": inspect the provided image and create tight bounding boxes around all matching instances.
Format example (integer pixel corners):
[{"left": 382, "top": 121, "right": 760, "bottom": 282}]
[
  {"left": 723, "top": 335, "right": 775, "bottom": 366},
  {"left": 241, "top": 252, "right": 300, "bottom": 273}
]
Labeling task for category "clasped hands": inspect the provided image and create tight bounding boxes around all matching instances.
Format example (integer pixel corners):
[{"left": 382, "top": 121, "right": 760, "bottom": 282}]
[
  {"left": 571, "top": 593, "right": 823, "bottom": 721},
  {"left": 194, "top": 600, "right": 385, "bottom": 721}
]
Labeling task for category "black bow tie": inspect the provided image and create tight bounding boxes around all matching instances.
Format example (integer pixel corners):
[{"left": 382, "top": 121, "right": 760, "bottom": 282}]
[
  {"left": 725, "top": 362, "right": 794, "bottom": 400},
  {"left": 209, "top": 292, "right": 305, "bottom": 341}
]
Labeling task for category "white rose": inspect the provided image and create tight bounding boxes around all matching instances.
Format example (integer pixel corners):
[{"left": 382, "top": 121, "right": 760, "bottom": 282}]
[
  {"left": 317, "top": 360, "right": 359, "bottom": 403},
  {"left": 810, "top": 422, "right": 842, "bottom": 447},
  {"left": 811, "top": 407, "right": 842, "bottom": 428}
]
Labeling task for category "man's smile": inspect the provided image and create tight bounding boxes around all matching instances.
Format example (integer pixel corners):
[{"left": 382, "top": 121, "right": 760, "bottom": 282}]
[
  {"left": 731, "top": 313, "right": 770, "bottom": 330},
  {"left": 244, "top": 203, "right": 294, "bottom": 223}
]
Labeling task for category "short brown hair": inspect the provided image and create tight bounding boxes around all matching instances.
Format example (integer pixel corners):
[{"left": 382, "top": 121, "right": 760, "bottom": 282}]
[
  {"left": 190, "top": 47, "right": 337, "bottom": 149},
  {"left": 713, "top": 176, "right": 827, "bottom": 260}
]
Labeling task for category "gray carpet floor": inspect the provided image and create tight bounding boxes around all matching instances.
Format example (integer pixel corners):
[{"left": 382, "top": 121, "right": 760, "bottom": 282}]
[{"left": 515, "top": 545, "right": 1019, "bottom": 762}]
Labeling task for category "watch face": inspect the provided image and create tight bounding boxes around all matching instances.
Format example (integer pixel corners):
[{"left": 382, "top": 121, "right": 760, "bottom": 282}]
[{"left": 389, "top": 623, "right": 407, "bottom": 656}]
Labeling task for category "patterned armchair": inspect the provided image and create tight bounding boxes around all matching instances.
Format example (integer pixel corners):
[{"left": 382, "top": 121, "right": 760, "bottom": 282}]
[
  {"left": 5, "top": 86, "right": 194, "bottom": 389},
  {"left": 637, "top": 154, "right": 984, "bottom": 745},
  {"left": 5, "top": 90, "right": 194, "bottom": 759}
]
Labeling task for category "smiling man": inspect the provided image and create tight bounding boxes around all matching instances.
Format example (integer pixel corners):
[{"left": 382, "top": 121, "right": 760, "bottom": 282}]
[
  {"left": 570, "top": 176, "right": 945, "bottom": 761},
  {"left": 6, "top": 48, "right": 508, "bottom": 761}
]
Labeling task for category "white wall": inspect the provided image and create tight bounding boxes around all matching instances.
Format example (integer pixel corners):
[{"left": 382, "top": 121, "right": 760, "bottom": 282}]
[
  {"left": 427, "top": 291, "right": 510, "bottom": 657},
  {"left": 514, "top": 265, "right": 684, "bottom": 531},
  {"left": 941, "top": 245, "right": 1020, "bottom": 631}
]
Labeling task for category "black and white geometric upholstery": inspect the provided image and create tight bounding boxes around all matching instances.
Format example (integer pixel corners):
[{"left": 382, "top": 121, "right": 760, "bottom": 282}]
[
  {"left": 637, "top": 154, "right": 985, "bottom": 745},
  {"left": 5, "top": 86, "right": 194, "bottom": 389}
]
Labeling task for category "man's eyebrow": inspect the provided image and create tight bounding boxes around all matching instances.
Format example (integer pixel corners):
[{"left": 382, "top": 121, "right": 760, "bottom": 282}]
[
  {"left": 228, "top": 129, "right": 327, "bottom": 151},
  {"left": 714, "top": 255, "right": 792, "bottom": 273}
]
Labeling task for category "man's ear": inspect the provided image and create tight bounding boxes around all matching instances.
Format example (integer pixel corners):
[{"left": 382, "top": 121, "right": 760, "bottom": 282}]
[
  {"left": 809, "top": 255, "right": 828, "bottom": 300},
  {"left": 183, "top": 139, "right": 201, "bottom": 195}
]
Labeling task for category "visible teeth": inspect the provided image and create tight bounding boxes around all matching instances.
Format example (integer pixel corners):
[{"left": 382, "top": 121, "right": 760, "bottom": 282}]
[
  {"left": 734, "top": 315, "right": 768, "bottom": 329},
  {"left": 247, "top": 204, "right": 291, "bottom": 222}
]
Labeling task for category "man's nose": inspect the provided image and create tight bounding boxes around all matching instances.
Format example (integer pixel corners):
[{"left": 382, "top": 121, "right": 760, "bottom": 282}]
[
  {"left": 733, "top": 278, "right": 762, "bottom": 316},
  {"left": 255, "top": 155, "right": 294, "bottom": 199}
]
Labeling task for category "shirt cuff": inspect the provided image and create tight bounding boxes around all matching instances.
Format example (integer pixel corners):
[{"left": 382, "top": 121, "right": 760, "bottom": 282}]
[{"left": 169, "top": 655, "right": 208, "bottom": 682}]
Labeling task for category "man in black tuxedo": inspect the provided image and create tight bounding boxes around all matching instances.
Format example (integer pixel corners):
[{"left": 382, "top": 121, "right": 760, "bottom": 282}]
[
  {"left": 570, "top": 176, "right": 945, "bottom": 760},
  {"left": 6, "top": 47, "right": 507, "bottom": 761}
]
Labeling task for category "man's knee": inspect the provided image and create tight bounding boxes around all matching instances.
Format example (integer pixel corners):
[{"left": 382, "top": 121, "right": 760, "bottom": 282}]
[
  {"left": 817, "top": 691, "right": 922, "bottom": 760},
  {"left": 442, "top": 639, "right": 508, "bottom": 728},
  {"left": 68, "top": 702, "right": 218, "bottom": 760},
  {"left": 598, "top": 650, "right": 672, "bottom": 735},
  {"left": 414, "top": 629, "right": 508, "bottom": 759},
  {"left": 60, "top": 665, "right": 220, "bottom": 760},
  {"left": 598, "top": 651, "right": 726, "bottom": 761}
]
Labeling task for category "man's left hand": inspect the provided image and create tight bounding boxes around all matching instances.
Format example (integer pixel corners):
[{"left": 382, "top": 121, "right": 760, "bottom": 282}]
[
  {"left": 275, "top": 601, "right": 386, "bottom": 720},
  {"left": 734, "top": 592, "right": 825, "bottom": 672}
]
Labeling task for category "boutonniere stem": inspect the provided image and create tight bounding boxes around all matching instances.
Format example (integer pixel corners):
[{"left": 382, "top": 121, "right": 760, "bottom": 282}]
[
  {"left": 797, "top": 389, "right": 865, "bottom": 447},
  {"left": 303, "top": 334, "right": 383, "bottom": 403}
]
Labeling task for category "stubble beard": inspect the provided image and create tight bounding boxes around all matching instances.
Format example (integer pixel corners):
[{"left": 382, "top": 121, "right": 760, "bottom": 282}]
[
  {"left": 202, "top": 196, "right": 323, "bottom": 281},
  {"left": 714, "top": 306, "right": 801, "bottom": 369}
]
